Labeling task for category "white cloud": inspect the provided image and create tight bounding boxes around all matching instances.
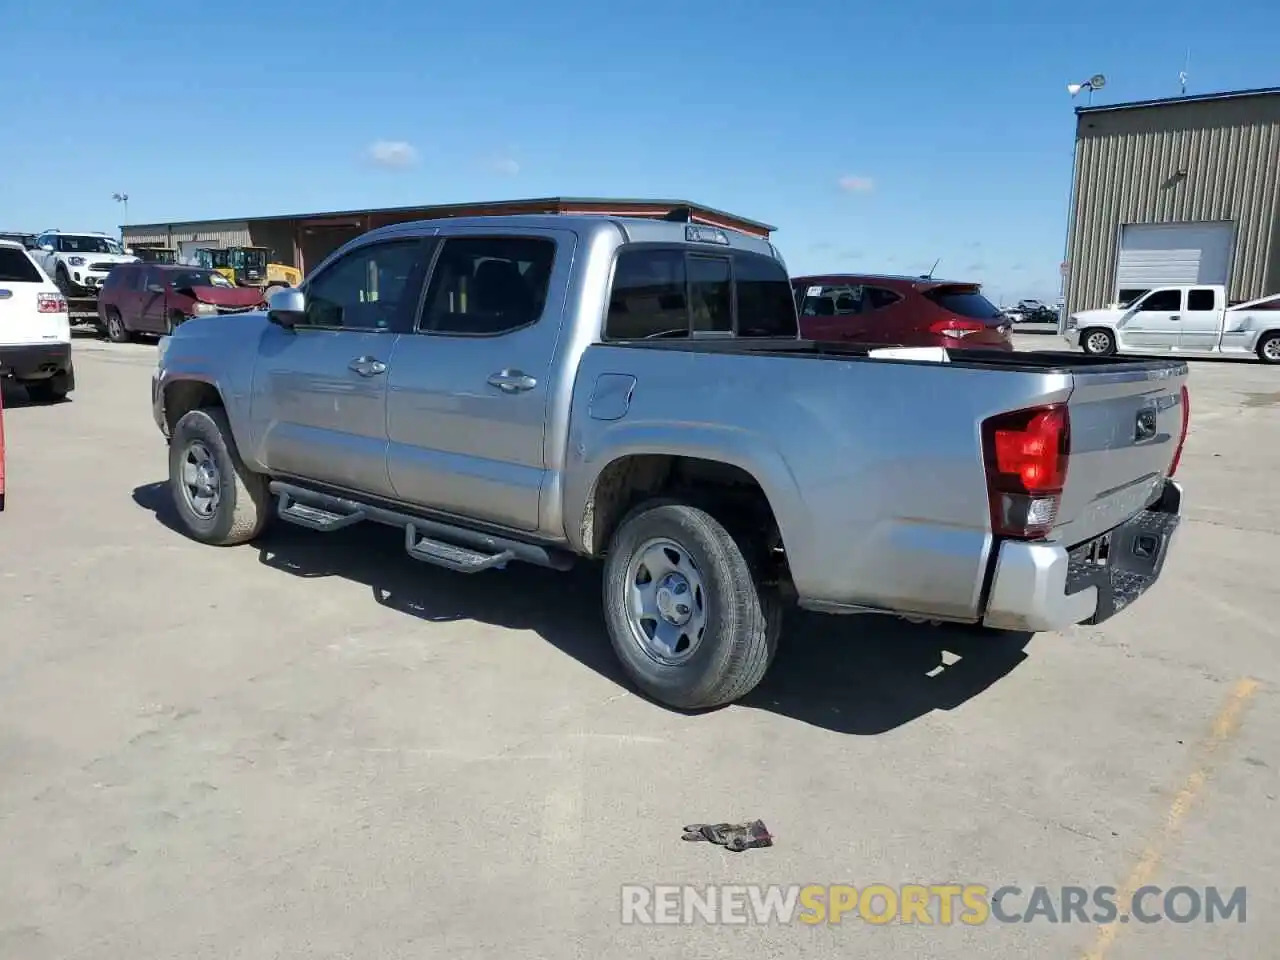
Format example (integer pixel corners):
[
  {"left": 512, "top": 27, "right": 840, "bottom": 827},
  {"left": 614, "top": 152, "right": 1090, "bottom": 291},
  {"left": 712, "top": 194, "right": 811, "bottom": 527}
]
[
  {"left": 367, "top": 140, "right": 418, "bottom": 168},
  {"left": 837, "top": 174, "right": 874, "bottom": 193},
  {"left": 488, "top": 156, "right": 521, "bottom": 176}
]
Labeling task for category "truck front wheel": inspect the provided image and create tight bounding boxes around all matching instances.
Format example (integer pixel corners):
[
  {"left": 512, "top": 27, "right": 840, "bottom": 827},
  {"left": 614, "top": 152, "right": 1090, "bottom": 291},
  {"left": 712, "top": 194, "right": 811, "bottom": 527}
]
[
  {"left": 602, "top": 501, "right": 782, "bottom": 710},
  {"left": 1080, "top": 328, "right": 1116, "bottom": 356},
  {"left": 169, "top": 407, "right": 270, "bottom": 546}
]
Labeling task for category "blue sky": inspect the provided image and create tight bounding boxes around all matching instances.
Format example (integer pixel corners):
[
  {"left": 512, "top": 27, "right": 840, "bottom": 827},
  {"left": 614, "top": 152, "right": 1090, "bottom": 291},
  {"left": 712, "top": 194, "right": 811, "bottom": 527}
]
[{"left": 2, "top": 0, "right": 1277, "bottom": 303}]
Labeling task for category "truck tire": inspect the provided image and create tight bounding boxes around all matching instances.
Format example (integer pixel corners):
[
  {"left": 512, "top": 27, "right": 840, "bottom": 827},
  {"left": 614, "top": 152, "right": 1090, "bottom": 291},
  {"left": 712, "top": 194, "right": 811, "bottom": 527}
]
[
  {"left": 602, "top": 500, "right": 782, "bottom": 710},
  {"left": 23, "top": 374, "right": 70, "bottom": 404},
  {"left": 169, "top": 406, "right": 270, "bottom": 546},
  {"left": 1256, "top": 331, "right": 1280, "bottom": 364},
  {"left": 1080, "top": 328, "right": 1116, "bottom": 356},
  {"left": 104, "top": 307, "right": 130, "bottom": 343}
]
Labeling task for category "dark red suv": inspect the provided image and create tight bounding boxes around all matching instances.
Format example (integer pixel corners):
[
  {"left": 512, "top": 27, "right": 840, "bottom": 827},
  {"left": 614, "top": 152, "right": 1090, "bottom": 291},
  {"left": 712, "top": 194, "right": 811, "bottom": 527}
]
[
  {"left": 97, "top": 263, "right": 266, "bottom": 342},
  {"left": 791, "top": 274, "right": 1013, "bottom": 350}
]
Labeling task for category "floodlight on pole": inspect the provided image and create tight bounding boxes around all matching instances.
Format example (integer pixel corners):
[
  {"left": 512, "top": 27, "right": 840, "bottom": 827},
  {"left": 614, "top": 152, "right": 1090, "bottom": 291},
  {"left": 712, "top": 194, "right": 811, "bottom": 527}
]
[
  {"left": 112, "top": 192, "right": 129, "bottom": 243},
  {"left": 1067, "top": 74, "right": 1107, "bottom": 106}
]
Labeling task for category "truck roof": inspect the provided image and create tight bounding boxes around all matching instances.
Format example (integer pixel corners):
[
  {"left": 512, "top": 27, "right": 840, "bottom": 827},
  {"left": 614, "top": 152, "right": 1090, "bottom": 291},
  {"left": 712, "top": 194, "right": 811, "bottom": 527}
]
[{"left": 361, "top": 213, "right": 783, "bottom": 260}]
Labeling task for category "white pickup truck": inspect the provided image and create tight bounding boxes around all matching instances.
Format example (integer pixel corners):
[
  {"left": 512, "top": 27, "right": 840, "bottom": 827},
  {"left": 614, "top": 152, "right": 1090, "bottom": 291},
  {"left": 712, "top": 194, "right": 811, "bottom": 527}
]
[{"left": 1066, "top": 285, "right": 1280, "bottom": 363}]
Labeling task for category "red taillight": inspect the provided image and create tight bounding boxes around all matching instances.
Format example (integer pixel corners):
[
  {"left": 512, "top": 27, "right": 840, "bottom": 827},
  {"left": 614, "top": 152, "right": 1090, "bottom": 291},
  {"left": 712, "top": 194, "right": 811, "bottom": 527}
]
[
  {"left": 982, "top": 403, "right": 1070, "bottom": 539},
  {"left": 37, "top": 292, "right": 67, "bottom": 314},
  {"left": 928, "top": 318, "right": 986, "bottom": 339},
  {"left": 1168, "top": 384, "right": 1190, "bottom": 477}
]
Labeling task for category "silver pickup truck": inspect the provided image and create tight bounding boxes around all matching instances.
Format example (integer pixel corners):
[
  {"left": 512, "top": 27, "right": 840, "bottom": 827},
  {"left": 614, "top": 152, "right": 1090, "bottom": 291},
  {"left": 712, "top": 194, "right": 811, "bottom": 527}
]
[{"left": 151, "top": 214, "right": 1189, "bottom": 710}]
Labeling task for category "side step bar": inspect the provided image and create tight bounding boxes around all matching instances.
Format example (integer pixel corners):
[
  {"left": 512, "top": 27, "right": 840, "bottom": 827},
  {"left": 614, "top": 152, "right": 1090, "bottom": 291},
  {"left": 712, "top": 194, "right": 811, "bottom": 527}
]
[{"left": 268, "top": 481, "right": 574, "bottom": 575}]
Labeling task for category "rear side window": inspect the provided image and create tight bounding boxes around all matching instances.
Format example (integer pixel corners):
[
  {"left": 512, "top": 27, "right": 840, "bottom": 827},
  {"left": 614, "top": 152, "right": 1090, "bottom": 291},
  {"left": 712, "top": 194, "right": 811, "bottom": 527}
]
[
  {"left": 606, "top": 247, "right": 797, "bottom": 340},
  {"left": 1187, "top": 288, "right": 1216, "bottom": 310},
  {"left": 419, "top": 236, "right": 556, "bottom": 336},
  {"left": 0, "top": 247, "right": 42, "bottom": 283},
  {"left": 102, "top": 267, "right": 127, "bottom": 289},
  {"left": 925, "top": 286, "right": 1003, "bottom": 320},
  {"left": 864, "top": 286, "right": 903, "bottom": 311}
]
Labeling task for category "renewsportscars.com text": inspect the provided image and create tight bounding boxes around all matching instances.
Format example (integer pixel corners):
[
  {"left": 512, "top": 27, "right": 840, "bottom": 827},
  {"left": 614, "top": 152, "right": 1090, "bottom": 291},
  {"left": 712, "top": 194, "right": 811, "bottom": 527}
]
[{"left": 620, "top": 884, "right": 1247, "bottom": 926}]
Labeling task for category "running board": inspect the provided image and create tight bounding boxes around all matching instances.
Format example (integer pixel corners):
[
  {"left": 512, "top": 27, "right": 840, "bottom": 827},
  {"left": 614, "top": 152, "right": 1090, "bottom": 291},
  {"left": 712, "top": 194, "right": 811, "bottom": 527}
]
[
  {"left": 267, "top": 481, "right": 574, "bottom": 573},
  {"left": 404, "top": 525, "right": 515, "bottom": 573},
  {"left": 276, "top": 492, "right": 366, "bottom": 531}
]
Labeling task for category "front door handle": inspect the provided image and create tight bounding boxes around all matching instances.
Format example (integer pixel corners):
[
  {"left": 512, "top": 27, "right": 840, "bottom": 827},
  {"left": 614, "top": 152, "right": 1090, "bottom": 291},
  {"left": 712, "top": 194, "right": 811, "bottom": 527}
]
[
  {"left": 1169, "top": 315, "right": 1180, "bottom": 321},
  {"left": 487, "top": 370, "right": 537, "bottom": 393},
  {"left": 348, "top": 356, "right": 387, "bottom": 377}
]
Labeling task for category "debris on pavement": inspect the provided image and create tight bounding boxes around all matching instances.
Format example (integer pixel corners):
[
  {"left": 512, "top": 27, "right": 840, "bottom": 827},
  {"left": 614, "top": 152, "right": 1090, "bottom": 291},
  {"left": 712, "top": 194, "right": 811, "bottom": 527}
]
[{"left": 682, "top": 820, "right": 773, "bottom": 852}]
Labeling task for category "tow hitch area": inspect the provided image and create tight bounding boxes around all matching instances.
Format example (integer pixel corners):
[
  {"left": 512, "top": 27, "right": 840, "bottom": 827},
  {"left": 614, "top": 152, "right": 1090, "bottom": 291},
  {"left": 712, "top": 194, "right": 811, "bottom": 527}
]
[{"left": 1065, "top": 505, "right": 1180, "bottom": 625}]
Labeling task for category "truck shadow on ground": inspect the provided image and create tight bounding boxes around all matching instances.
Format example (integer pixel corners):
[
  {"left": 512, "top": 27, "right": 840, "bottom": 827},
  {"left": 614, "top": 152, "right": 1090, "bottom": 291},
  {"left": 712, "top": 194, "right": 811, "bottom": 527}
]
[{"left": 132, "top": 481, "right": 1033, "bottom": 735}]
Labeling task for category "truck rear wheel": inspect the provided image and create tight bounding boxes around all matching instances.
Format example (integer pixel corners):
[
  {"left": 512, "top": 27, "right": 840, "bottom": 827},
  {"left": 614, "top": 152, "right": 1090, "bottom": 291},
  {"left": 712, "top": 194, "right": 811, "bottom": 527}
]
[
  {"left": 1080, "top": 328, "right": 1116, "bottom": 356},
  {"left": 169, "top": 407, "right": 270, "bottom": 546},
  {"left": 602, "top": 501, "right": 782, "bottom": 710},
  {"left": 1256, "top": 332, "right": 1280, "bottom": 364}
]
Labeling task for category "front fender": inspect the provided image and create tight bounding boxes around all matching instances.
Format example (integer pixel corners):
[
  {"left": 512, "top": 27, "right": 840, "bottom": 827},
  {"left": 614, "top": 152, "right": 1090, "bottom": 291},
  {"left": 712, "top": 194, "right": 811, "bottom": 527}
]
[
  {"left": 155, "top": 318, "right": 268, "bottom": 470},
  {"left": 562, "top": 419, "right": 808, "bottom": 559}
]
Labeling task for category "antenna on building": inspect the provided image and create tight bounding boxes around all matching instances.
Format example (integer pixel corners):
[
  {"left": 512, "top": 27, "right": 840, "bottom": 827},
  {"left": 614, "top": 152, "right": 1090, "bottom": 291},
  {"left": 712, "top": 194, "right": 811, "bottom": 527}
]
[{"left": 1179, "top": 48, "right": 1190, "bottom": 96}]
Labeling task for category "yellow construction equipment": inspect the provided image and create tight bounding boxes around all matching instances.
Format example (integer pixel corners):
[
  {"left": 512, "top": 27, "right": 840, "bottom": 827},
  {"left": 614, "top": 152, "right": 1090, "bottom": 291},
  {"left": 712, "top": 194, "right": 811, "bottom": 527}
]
[{"left": 193, "top": 247, "right": 301, "bottom": 293}]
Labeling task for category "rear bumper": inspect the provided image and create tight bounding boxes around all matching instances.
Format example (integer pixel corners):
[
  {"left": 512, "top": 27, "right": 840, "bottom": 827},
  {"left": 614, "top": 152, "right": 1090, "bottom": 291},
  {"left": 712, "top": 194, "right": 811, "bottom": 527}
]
[
  {"left": 982, "top": 479, "right": 1183, "bottom": 632},
  {"left": 0, "top": 341, "right": 72, "bottom": 380}
]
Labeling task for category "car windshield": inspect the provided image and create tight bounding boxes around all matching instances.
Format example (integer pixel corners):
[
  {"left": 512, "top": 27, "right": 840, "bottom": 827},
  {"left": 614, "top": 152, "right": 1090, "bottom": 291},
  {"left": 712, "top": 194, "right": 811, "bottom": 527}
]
[
  {"left": 171, "top": 270, "right": 235, "bottom": 288},
  {"left": 55, "top": 235, "right": 122, "bottom": 255}
]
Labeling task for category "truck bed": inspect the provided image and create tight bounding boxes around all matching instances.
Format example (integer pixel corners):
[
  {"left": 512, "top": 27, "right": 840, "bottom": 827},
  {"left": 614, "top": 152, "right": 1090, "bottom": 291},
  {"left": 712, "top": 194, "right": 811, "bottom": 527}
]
[{"left": 610, "top": 338, "right": 1187, "bottom": 376}]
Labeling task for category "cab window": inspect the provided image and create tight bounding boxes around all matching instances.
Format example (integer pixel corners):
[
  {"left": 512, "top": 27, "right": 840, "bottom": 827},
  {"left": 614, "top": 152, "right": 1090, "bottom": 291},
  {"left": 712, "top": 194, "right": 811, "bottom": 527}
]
[{"left": 303, "top": 240, "right": 423, "bottom": 330}]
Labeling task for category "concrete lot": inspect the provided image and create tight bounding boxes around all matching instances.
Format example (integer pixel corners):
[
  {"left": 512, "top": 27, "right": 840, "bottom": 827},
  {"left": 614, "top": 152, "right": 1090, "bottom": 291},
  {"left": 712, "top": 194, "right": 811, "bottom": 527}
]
[{"left": 0, "top": 333, "right": 1276, "bottom": 959}]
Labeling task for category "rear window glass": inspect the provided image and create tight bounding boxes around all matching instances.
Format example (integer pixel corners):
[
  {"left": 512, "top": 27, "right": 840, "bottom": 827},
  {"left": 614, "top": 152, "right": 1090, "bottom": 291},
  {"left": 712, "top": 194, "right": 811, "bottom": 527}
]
[
  {"left": 0, "top": 247, "right": 42, "bottom": 283},
  {"left": 605, "top": 247, "right": 799, "bottom": 340},
  {"left": 607, "top": 249, "right": 689, "bottom": 339},
  {"left": 735, "top": 253, "right": 797, "bottom": 337},
  {"left": 925, "top": 287, "right": 1003, "bottom": 321}
]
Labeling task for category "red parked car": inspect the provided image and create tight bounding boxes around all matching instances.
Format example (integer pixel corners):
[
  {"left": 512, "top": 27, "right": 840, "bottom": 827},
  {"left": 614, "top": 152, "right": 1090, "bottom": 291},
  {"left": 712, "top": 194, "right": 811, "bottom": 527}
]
[
  {"left": 791, "top": 274, "right": 1013, "bottom": 350},
  {"left": 97, "top": 263, "right": 267, "bottom": 343}
]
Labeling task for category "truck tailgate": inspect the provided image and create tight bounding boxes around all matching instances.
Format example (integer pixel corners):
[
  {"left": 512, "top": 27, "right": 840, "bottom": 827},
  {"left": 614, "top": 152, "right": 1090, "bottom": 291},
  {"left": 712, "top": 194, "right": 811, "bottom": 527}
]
[{"left": 1054, "top": 361, "right": 1188, "bottom": 546}]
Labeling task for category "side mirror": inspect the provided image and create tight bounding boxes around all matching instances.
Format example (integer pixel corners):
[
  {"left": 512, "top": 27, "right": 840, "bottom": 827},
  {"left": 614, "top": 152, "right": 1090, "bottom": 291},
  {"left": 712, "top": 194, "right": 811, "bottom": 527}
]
[
  {"left": 125, "top": 247, "right": 134, "bottom": 255},
  {"left": 267, "top": 287, "right": 306, "bottom": 328},
  {"left": 41, "top": 244, "right": 54, "bottom": 253}
]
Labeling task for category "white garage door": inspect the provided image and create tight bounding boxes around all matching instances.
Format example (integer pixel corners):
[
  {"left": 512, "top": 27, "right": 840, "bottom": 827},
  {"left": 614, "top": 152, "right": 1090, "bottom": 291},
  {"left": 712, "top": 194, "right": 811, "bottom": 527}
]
[{"left": 1116, "top": 221, "right": 1234, "bottom": 292}]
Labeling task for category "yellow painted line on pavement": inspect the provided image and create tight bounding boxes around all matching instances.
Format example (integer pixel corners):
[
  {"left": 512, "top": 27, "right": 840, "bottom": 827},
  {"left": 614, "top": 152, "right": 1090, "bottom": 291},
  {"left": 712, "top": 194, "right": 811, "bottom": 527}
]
[{"left": 1082, "top": 676, "right": 1259, "bottom": 960}]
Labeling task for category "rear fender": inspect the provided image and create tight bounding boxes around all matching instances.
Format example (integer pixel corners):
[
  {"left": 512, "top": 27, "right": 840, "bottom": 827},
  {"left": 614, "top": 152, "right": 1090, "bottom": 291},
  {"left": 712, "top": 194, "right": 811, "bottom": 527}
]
[{"left": 565, "top": 421, "right": 807, "bottom": 561}]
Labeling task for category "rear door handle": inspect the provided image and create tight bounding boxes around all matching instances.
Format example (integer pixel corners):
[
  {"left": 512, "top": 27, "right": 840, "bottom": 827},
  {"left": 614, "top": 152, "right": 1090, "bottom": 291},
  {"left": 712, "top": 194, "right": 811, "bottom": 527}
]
[
  {"left": 487, "top": 370, "right": 537, "bottom": 393},
  {"left": 1169, "top": 315, "right": 1180, "bottom": 321},
  {"left": 348, "top": 356, "right": 387, "bottom": 377}
]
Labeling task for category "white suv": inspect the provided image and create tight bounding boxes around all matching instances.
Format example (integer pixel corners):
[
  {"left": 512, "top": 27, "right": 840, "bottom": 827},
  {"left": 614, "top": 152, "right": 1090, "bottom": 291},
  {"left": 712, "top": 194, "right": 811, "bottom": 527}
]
[
  {"left": 32, "top": 230, "right": 138, "bottom": 298},
  {"left": 0, "top": 240, "right": 74, "bottom": 402}
]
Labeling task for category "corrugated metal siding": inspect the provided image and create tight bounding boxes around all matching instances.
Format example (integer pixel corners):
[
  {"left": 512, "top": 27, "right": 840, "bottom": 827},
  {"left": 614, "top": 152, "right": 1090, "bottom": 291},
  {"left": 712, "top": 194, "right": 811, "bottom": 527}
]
[
  {"left": 121, "top": 221, "right": 252, "bottom": 250},
  {"left": 1065, "top": 95, "right": 1280, "bottom": 316}
]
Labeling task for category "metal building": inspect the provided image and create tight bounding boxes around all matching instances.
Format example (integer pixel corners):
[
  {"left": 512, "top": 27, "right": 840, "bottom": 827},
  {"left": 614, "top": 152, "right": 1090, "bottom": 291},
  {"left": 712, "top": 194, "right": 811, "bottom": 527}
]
[
  {"left": 122, "top": 197, "right": 775, "bottom": 277},
  {"left": 1064, "top": 87, "right": 1280, "bottom": 320}
]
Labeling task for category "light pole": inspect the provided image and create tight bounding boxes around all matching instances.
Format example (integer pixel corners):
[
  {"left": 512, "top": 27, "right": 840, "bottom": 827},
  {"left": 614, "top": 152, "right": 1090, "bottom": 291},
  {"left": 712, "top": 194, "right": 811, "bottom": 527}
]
[
  {"left": 112, "top": 192, "right": 129, "bottom": 243},
  {"left": 1059, "top": 75, "right": 1106, "bottom": 333}
]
